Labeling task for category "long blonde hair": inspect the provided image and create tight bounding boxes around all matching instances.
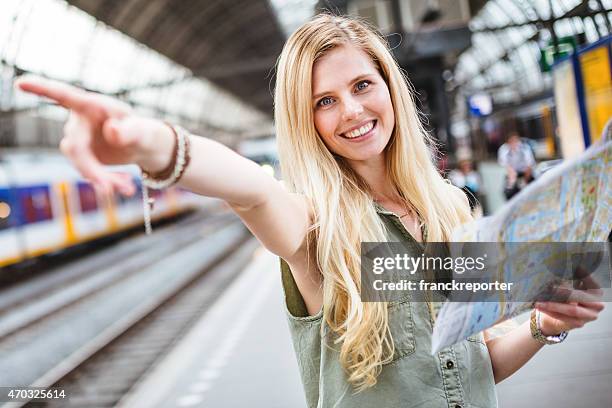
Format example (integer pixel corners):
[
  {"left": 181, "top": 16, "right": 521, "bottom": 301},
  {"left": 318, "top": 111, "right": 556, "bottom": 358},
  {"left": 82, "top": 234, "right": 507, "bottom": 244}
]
[{"left": 274, "top": 14, "right": 471, "bottom": 391}]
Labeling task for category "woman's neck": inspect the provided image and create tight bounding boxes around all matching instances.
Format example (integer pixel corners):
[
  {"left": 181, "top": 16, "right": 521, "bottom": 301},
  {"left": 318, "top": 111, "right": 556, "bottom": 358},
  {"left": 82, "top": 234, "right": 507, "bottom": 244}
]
[{"left": 346, "top": 155, "right": 399, "bottom": 203}]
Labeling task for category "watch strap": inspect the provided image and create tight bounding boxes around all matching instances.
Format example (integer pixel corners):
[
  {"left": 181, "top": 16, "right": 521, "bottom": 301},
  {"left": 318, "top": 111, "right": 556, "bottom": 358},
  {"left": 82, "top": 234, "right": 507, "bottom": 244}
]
[{"left": 530, "top": 309, "right": 568, "bottom": 345}]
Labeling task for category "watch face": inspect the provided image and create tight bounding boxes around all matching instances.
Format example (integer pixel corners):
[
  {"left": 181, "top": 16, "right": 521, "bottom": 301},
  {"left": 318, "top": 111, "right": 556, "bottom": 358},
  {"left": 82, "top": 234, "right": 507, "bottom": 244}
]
[
  {"left": 542, "top": 330, "right": 568, "bottom": 344},
  {"left": 550, "top": 331, "right": 568, "bottom": 342}
]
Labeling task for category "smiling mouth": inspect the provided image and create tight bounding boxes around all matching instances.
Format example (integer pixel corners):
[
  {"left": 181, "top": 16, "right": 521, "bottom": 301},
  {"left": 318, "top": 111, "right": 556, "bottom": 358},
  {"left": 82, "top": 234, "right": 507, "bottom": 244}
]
[{"left": 340, "top": 120, "right": 377, "bottom": 139}]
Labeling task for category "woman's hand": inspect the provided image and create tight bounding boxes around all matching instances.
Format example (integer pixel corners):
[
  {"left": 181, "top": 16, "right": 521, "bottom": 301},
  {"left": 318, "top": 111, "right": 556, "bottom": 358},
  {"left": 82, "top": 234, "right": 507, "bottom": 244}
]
[
  {"left": 487, "top": 273, "right": 605, "bottom": 383},
  {"left": 535, "top": 274, "right": 605, "bottom": 335},
  {"left": 14, "top": 75, "right": 173, "bottom": 197},
  {"left": 536, "top": 300, "right": 605, "bottom": 335}
]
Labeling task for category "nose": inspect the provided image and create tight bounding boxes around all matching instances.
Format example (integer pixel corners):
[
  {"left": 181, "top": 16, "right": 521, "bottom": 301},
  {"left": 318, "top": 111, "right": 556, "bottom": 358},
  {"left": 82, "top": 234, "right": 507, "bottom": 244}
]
[{"left": 341, "top": 97, "right": 364, "bottom": 121}]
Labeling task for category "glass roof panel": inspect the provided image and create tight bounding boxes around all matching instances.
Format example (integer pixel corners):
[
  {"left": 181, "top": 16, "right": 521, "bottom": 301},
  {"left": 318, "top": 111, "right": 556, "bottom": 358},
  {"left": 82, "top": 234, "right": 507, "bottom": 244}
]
[
  {"left": 597, "top": 13, "right": 611, "bottom": 30},
  {"left": 494, "top": 0, "right": 528, "bottom": 23},
  {"left": 532, "top": 0, "right": 553, "bottom": 19},
  {"left": 483, "top": 2, "right": 511, "bottom": 26},
  {"left": 454, "top": 0, "right": 607, "bottom": 108},
  {"left": 1, "top": 0, "right": 271, "bottom": 134},
  {"left": 560, "top": 0, "right": 581, "bottom": 10},
  {"left": 0, "top": 0, "right": 26, "bottom": 58},
  {"left": 512, "top": 0, "right": 541, "bottom": 20},
  {"left": 554, "top": 17, "right": 576, "bottom": 37},
  {"left": 582, "top": 16, "right": 600, "bottom": 42},
  {"left": 550, "top": 0, "right": 567, "bottom": 17},
  {"left": 268, "top": 0, "right": 318, "bottom": 37}
]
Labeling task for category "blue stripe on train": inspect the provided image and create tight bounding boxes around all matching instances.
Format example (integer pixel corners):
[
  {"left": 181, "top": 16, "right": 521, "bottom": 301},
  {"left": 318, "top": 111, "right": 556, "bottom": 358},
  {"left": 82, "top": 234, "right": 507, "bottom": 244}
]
[
  {"left": 2, "top": 177, "right": 143, "bottom": 230},
  {"left": 0, "top": 184, "right": 53, "bottom": 228}
]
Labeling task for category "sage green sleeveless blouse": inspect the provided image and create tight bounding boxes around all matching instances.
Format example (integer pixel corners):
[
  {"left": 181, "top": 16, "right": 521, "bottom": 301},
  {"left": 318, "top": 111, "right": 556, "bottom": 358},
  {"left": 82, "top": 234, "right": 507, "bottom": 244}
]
[{"left": 280, "top": 205, "right": 497, "bottom": 408}]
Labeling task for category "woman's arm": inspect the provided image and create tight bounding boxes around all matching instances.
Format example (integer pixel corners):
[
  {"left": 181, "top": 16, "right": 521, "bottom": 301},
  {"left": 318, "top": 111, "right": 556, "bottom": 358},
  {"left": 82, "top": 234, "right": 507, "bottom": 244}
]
[
  {"left": 15, "top": 76, "right": 312, "bottom": 262},
  {"left": 485, "top": 319, "right": 543, "bottom": 383},
  {"left": 486, "top": 300, "right": 604, "bottom": 383},
  {"left": 140, "top": 125, "right": 312, "bottom": 260}
]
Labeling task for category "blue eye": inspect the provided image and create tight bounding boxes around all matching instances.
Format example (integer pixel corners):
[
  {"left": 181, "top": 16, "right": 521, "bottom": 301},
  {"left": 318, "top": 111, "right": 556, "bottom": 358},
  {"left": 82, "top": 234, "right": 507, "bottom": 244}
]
[
  {"left": 317, "top": 96, "right": 333, "bottom": 107},
  {"left": 356, "top": 80, "right": 371, "bottom": 91}
]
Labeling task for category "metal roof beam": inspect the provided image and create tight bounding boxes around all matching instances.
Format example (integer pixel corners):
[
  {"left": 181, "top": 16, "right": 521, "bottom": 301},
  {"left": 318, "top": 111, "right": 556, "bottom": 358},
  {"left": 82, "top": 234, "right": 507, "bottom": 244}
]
[
  {"left": 458, "top": 1, "right": 611, "bottom": 89},
  {"left": 473, "top": 5, "right": 611, "bottom": 33},
  {"left": 456, "top": 31, "right": 539, "bottom": 88}
]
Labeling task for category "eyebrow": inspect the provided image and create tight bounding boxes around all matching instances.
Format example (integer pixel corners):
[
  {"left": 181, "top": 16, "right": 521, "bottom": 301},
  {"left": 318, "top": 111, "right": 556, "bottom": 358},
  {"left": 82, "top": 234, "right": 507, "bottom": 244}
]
[{"left": 312, "top": 74, "right": 374, "bottom": 100}]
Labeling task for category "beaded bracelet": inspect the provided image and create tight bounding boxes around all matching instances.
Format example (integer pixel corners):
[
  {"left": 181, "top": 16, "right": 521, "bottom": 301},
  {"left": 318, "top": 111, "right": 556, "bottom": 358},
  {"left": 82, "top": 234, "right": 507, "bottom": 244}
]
[{"left": 140, "top": 124, "right": 191, "bottom": 234}]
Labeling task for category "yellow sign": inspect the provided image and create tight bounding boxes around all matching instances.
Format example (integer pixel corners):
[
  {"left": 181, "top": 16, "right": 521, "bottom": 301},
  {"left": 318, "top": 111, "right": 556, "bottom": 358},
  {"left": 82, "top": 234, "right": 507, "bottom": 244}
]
[{"left": 579, "top": 45, "right": 612, "bottom": 143}]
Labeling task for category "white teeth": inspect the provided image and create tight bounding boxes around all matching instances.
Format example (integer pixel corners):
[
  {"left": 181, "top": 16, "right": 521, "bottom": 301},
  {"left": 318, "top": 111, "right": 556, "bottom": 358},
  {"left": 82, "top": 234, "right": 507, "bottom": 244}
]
[{"left": 344, "top": 121, "right": 374, "bottom": 138}]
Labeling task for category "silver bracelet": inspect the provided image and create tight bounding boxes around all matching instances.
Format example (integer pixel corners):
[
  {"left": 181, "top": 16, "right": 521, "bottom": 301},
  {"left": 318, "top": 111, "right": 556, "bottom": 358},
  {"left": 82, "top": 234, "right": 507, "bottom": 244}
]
[{"left": 140, "top": 125, "right": 191, "bottom": 235}]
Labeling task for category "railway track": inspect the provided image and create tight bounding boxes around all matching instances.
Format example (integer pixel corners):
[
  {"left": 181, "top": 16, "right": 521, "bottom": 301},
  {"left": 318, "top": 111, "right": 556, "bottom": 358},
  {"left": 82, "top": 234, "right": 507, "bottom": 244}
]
[
  {"left": 0, "top": 214, "right": 260, "bottom": 407},
  {"left": 0, "top": 211, "right": 234, "bottom": 343}
]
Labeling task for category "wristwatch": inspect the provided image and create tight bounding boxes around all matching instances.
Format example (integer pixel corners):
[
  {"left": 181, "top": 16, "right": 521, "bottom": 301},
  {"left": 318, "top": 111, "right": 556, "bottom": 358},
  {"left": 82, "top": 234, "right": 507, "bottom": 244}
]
[{"left": 530, "top": 309, "right": 568, "bottom": 345}]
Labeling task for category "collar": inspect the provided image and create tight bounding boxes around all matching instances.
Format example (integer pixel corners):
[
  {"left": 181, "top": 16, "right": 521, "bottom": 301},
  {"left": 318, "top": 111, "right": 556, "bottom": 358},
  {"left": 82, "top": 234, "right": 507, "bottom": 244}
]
[
  {"left": 373, "top": 200, "right": 427, "bottom": 243},
  {"left": 373, "top": 201, "right": 401, "bottom": 217}
]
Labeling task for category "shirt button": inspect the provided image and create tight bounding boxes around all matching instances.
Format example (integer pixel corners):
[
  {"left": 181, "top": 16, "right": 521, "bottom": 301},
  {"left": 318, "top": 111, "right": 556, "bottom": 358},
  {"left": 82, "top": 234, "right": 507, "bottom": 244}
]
[{"left": 446, "top": 360, "right": 454, "bottom": 369}]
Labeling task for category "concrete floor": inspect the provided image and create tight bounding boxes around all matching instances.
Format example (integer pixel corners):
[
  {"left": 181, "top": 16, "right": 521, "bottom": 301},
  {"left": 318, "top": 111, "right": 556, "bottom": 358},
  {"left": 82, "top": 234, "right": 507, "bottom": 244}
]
[
  {"left": 496, "top": 303, "right": 612, "bottom": 408},
  {"left": 123, "top": 246, "right": 611, "bottom": 408}
]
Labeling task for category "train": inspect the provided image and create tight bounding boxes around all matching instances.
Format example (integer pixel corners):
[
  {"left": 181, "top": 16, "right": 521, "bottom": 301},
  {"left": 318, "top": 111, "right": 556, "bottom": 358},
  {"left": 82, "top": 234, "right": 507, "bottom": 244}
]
[{"left": 0, "top": 151, "right": 204, "bottom": 269}]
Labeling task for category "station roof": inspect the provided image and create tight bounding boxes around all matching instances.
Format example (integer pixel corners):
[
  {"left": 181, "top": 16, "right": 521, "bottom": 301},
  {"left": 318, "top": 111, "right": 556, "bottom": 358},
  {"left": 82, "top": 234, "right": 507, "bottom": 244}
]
[
  {"left": 67, "top": 0, "right": 287, "bottom": 114},
  {"left": 454, "top": 0, "right": 612, "bottom": 105},
  {"left": 3, "top": 0, "right": 610, "bottom": 144}
]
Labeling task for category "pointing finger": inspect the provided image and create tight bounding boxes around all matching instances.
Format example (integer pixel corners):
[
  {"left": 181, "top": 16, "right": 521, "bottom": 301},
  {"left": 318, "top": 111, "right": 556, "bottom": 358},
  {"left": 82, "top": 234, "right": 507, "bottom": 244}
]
[{"left": 15, "top": 75, "right": 90, "bottom": 111}]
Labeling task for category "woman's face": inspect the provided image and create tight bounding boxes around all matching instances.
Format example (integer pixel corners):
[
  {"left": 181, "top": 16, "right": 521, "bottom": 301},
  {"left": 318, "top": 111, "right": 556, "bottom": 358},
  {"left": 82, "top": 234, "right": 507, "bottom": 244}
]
[{"left": 312, "top": 44, "right": 395, "bottom": 163}]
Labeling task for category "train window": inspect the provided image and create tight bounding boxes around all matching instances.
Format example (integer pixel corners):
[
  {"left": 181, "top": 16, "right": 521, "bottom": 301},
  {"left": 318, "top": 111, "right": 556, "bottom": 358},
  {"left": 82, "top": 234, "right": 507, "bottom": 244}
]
[
  {"left": 78, "top": 183, "right": 98, "bottom": 213},
  {"left": 18, "top": 185, "right": 53, "bottom": 224}
]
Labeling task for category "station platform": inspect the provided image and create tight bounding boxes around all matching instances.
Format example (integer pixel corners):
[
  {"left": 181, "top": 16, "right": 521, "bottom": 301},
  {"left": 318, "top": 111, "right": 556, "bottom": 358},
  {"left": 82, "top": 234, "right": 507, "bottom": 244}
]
[
  {"left": 496, "top": 295, "right": 612, "bottom": 408},
  {"left": 120, "top": 244, "right": 612, "bottom": 408},
  {"left": 118, "top": 247, "right": 306, "bottom": 408}
]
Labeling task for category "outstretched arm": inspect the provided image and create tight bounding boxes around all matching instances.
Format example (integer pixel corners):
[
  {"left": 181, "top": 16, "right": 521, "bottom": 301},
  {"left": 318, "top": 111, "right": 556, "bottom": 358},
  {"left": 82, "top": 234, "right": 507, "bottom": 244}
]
[{"left": 15, "top": 76, "right": 312, "bottom": 262}]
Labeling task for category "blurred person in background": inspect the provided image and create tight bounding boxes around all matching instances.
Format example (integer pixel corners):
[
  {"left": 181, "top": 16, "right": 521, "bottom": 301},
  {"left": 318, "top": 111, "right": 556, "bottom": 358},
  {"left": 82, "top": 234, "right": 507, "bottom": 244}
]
[
  {"left": 497, "top": 130, "right": 536, "bottom": 199},
  {"left": 15, "top": 14, "right": 604, "bottom": 408},
  {"left": 448, "top": 150, "right": 483, "bottom": 216}
]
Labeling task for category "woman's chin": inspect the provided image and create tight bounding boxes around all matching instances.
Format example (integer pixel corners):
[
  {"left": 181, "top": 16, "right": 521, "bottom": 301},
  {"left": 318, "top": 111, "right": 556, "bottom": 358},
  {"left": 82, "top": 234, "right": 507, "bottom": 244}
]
[{"left": 340, "top": 147, "right": 386, "bottom": 163}]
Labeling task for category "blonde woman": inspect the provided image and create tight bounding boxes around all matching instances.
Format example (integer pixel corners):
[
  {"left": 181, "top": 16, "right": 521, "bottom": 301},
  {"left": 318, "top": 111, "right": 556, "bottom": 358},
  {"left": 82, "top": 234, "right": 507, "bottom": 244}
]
[{"left": 16, "top": 14, "right": 603, "bottom": 408}]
